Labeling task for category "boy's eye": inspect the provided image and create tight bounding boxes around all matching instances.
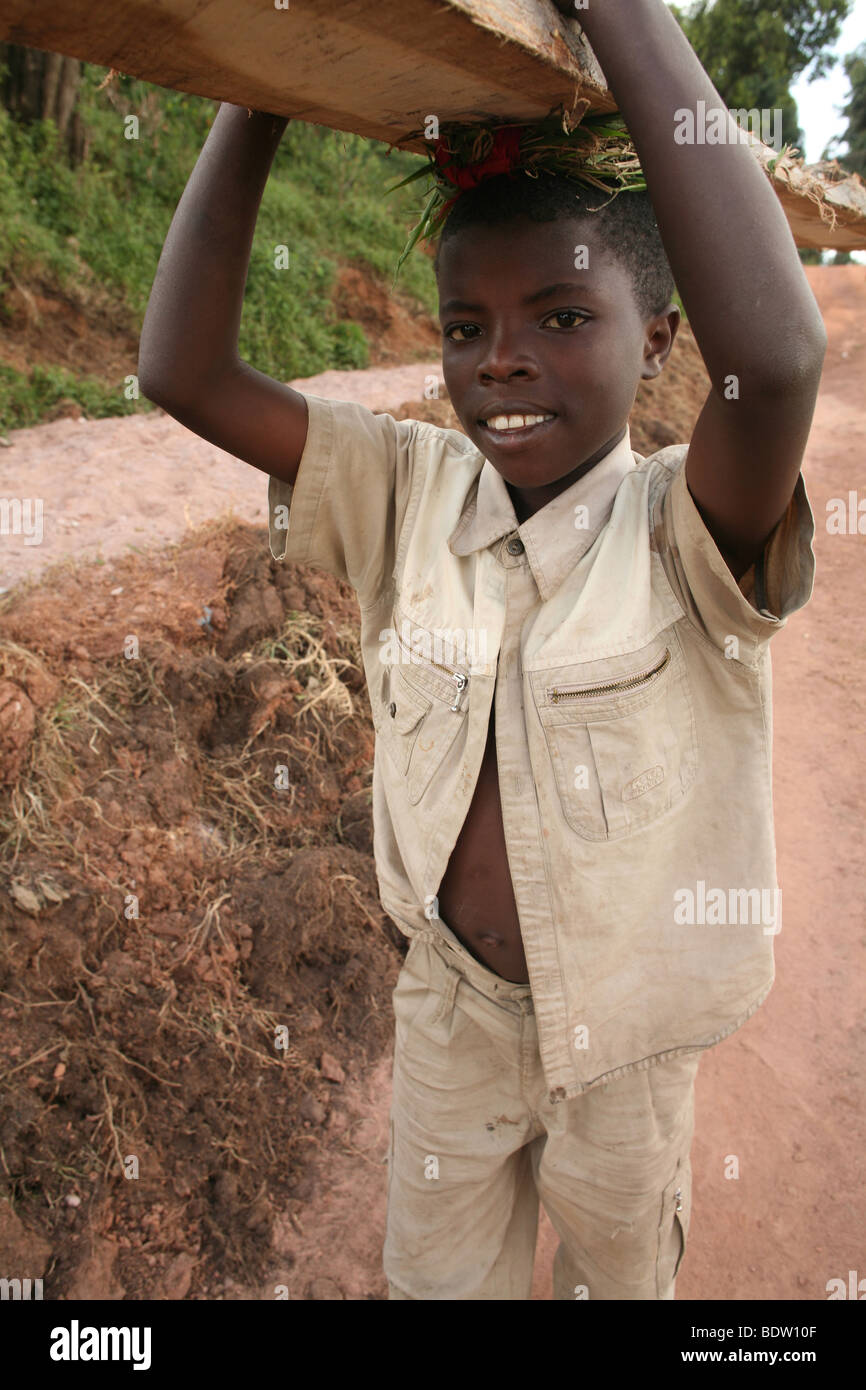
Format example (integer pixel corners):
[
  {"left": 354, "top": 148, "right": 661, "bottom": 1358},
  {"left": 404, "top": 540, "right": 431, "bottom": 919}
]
[
  {"left": 541, "top": 309, "right": 588, "bottom": 329},
  {"left": 444, "top": 310, "right": 588, "bottom": 341},
  {"left": 444, "top": 323, "right": 480, "bottom": 342}
]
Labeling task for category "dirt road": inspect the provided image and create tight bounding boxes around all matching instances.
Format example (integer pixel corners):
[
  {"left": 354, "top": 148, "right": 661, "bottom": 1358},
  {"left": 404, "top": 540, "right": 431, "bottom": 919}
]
[
  {"left": 673, "top": 267, "right": 866, "bottom": 1301},
  {"left": 0, "top": 363, "right": 445, "bottom": 596}
]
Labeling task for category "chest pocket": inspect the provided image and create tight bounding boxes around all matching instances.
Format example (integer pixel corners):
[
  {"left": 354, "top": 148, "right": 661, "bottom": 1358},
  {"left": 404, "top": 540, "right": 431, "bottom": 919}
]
[
  {"left": 376, "top": 653, "right": 470, "bottom": 805},
  {"left": 529, "top": 628, "right": 697, "bottom": 841}
]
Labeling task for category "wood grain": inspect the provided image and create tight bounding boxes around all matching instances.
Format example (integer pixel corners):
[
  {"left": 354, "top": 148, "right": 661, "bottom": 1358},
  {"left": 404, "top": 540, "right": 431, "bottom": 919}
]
[{"left": 0, "top": 0, "right": 611, "bottom": 143}]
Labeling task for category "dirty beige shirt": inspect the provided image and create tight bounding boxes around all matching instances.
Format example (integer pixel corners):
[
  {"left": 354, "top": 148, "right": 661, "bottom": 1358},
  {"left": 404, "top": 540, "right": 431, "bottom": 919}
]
[{"left": 268, "top": 393, "right": 815, "bottom": 1103}]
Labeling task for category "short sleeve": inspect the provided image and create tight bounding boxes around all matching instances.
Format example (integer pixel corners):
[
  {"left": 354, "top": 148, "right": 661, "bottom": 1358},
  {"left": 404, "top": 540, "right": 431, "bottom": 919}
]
[
  {"left": 652, "top": 448, "right": 816, "bottom": 664},
  {"left": 267, "top": 393, "right": 425, "bottom": 609}
]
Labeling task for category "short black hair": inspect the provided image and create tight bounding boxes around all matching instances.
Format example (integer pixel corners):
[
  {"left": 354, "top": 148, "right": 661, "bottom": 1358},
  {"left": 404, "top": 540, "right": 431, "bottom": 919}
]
[{"left": 433, "top": 171, "right": 676, "bottom": 322}]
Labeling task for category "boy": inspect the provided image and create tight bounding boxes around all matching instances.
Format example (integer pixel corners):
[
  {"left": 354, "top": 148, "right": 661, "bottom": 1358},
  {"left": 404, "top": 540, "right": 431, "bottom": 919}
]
[{"left": 138, "top": 0, "right": 825, "bottom": 1300}]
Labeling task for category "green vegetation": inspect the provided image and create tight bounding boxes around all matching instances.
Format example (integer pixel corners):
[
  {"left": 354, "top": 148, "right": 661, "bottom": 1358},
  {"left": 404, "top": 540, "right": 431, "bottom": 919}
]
[
  {"left": 0, "top": 362, "right": 142, "bottom": 431},
  {"left": 0, "top": 66, "right": 438, "bottom": 432},
  {"left": 825, "top": 42, "right": 866, "bottom": 175},
  {"left": 671, "top": 0, "right": 852, "bottom": 153}
]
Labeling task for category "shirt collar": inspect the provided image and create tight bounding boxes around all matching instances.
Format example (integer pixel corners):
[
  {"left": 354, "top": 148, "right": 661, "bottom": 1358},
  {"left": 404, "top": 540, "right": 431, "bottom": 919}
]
[{"left": 448, "top": 426, "right": 639, "bottom": 601}]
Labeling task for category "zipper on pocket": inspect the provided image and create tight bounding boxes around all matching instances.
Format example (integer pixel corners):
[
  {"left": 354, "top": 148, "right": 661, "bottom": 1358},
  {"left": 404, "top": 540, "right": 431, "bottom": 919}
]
[
  {"left": 547, "top": 648, "right": 671, "bottom": 704},
  {"left": 396, "top": 630, "right": 470, "bottom": 712}
]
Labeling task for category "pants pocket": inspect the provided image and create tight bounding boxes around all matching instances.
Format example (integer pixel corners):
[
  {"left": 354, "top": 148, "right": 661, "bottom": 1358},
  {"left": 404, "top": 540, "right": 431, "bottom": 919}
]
[
  {"left": 391, "top": 936, "right": 433, "bottom": 1036},
  {"left": 384, "top": 1112, "right": 397, "bottom": 1236},
  {"left": 655, "top": 1157, "right": 692, "bottom": 1297},
  {"left": 426, "top": 961, "right": 461, "bottom": 1027}
]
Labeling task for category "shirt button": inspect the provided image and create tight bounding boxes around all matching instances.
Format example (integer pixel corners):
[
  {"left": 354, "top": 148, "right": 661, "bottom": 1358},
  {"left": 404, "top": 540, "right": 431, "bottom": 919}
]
[
  {"left": 388, "top": 701, "right": 396, "bottom": 717},
  {"left": 506, "top": 536, "right": 524, "bottom": 555}
]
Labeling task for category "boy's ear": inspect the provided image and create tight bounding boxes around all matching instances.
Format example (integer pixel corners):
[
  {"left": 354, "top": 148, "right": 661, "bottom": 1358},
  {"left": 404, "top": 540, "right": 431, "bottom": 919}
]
[{"left": 641, "top": 304, "right": 680, "bottom": 380}]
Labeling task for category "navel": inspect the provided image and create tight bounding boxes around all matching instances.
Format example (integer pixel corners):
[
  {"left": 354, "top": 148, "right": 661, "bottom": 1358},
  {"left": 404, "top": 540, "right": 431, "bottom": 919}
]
[{"left": 478, "top": 932, "right": 504, "bottom": 947}]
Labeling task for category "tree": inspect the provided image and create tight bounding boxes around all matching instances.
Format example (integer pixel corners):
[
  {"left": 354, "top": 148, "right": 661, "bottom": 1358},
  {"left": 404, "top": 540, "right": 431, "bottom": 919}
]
[
  {"left": 824, "top": 44, "right": 866, "bottom": 176},
  {"left": 670, "top": 0, "right": 852, "bottom": 153},
  {"left": 0, "top": 43, "right": 85, "bottom": 163}
]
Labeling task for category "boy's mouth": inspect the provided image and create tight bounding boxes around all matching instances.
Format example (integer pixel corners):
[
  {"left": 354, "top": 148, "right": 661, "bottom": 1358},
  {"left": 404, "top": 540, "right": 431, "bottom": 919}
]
[{"left": 477, "top": 410, "right": 557, "bottom": 445}]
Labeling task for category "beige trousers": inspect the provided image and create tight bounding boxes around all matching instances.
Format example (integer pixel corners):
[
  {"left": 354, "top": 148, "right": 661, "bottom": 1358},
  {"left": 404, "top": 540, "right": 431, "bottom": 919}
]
[{"left": 383, "top": 924, "right": 700, "bottom": 1300}]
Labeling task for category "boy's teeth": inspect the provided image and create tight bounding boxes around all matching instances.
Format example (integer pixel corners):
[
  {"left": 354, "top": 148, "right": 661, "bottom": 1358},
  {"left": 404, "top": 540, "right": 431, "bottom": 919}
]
[{"left": 487, "top": 413, "right": 552, "bottom": 431}]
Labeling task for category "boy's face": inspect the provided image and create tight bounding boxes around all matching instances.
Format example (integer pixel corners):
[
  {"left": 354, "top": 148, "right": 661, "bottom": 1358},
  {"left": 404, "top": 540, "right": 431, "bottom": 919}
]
[{"left": 436, "top": 215, "right": 680, "bottom": 521}]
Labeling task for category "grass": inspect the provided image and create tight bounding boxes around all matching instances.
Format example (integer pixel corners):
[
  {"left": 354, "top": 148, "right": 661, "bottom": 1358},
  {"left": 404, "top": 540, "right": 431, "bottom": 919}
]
[
  {"left": 0, "top": 361, "right": 146, "bottom": 433},
  {"left": 0, "top": 65, "right": 439, "bottom": 434}
]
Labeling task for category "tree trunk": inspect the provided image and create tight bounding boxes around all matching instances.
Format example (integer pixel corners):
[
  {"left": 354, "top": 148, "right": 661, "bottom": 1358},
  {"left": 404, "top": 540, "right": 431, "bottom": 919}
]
[{"left": 0, "top": 42, "right": 85, "bottom": 164}]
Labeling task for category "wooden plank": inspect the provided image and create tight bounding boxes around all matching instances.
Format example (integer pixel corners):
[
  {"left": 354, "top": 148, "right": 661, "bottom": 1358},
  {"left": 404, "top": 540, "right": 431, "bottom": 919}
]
[
  {"left": 751, "top": 144, "right": 866, "bottom": 254},
  {"left": 0, "top": 0, "right": 612, "bottom": 141},
  {"left": 1, "top": 0, "right": 864, "bottom": 250}
]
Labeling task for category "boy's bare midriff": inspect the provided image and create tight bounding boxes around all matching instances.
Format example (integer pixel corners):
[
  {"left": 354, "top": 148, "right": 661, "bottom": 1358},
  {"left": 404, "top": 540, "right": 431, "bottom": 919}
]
[{"left": 436, "top": 706, "right": 530, "bottom": 983}]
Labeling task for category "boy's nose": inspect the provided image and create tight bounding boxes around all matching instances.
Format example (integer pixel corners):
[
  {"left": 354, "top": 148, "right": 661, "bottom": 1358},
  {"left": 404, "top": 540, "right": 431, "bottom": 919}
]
[{"left": 476, "top": 337, "right": 538, "bottom": 382}]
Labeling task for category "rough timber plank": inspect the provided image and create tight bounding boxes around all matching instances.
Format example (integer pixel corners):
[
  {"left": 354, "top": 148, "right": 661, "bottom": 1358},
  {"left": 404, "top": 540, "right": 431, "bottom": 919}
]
[
  {"left": 0, "top": 0, "right": 864, "bottom": 249},
  {"left": 751, "top": 144, "right": 866, "bottom": 254},
  {"left": 0, "top": 0, "right": 613, "bottom": 144}
]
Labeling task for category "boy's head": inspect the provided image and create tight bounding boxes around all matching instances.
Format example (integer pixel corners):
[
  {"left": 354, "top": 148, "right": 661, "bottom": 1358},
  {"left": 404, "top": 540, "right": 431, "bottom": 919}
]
[{"left": 432, "top": 172, "right": 680, "bottom": 518}]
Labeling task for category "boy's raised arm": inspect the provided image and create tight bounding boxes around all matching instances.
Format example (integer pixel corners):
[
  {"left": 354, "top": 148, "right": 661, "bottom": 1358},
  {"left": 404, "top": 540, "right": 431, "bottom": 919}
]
[
  {"left": 137, "top": 103, "right": 309, "bottom": 485},
  {"left": 558, "top": 0, "right": 827, "bottom": 580}
]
